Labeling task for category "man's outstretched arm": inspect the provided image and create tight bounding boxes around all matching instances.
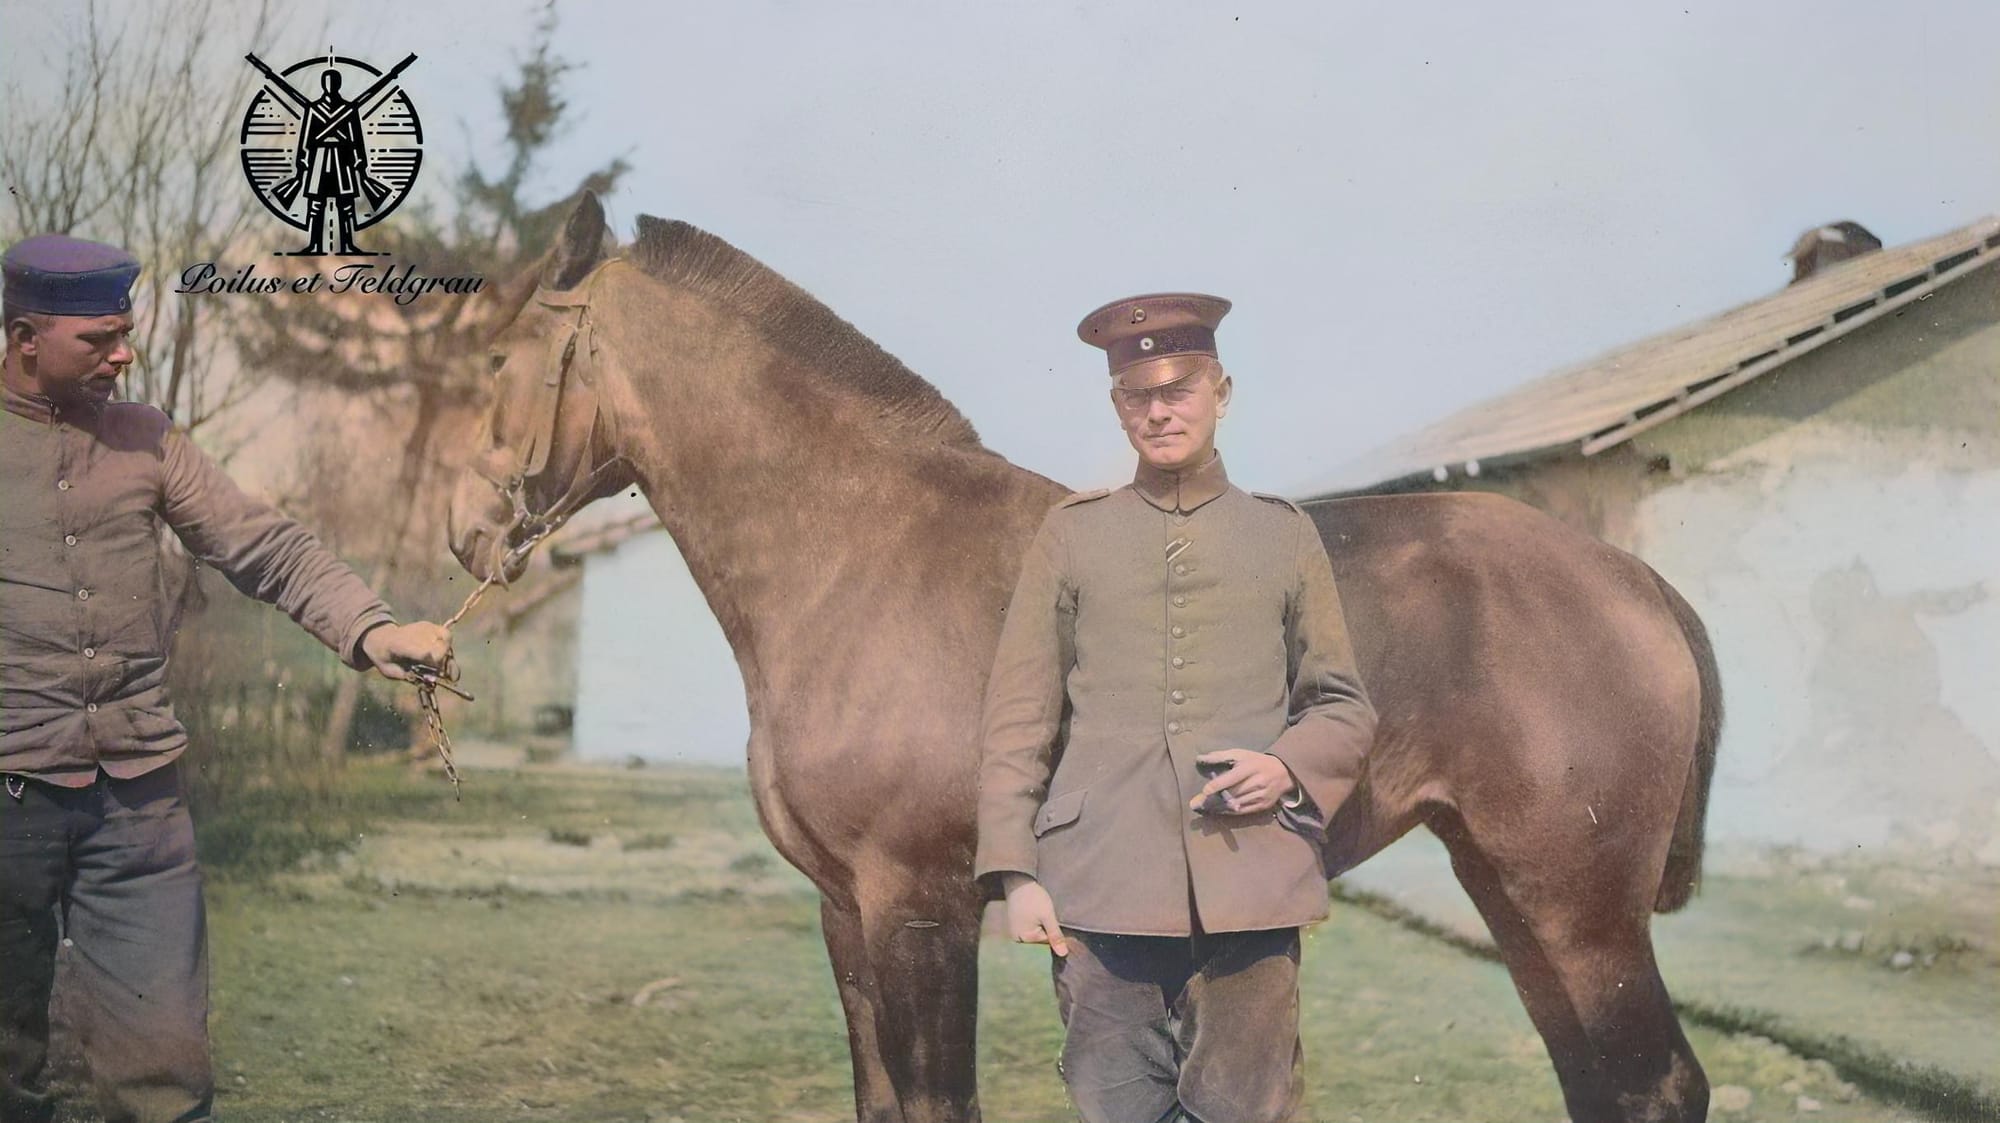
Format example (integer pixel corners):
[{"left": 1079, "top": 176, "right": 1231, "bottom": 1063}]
[{"left": 159, "top": 424, "right": 450, "bottom": 676}]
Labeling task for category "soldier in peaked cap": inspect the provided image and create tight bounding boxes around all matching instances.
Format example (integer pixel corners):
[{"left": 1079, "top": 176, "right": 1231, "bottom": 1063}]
[
  {"left": 0, "top": 234, "right": 454, "bottom": 1123},
  {"left": 976, "top": 294, "right": 1377, "bottom": 1122}
]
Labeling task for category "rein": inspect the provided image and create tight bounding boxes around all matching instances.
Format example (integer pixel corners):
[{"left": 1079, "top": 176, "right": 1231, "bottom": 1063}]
[{"left": 418, "top": 265, "right": 630, "bottom": 795}]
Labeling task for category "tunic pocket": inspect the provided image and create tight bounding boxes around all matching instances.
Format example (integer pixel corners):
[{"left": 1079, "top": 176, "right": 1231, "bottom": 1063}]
[{"left": 1033, "top": 789, "right": 1087, "bottom": 837}]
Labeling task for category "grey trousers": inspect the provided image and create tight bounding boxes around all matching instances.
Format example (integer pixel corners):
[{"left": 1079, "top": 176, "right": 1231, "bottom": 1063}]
[
  {"left": 0, "top": 767, "right": 211, "bottom": 1123},
  {"left": 1051, "top": 926, "right": 1304, "bottom": 1123}
]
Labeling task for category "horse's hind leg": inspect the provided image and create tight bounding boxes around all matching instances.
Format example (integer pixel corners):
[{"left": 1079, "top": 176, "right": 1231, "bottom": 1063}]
[
  {"left": 855, "top": 876, "right": 984, "bottom": 1123},
  {"left": 821, "top": 897, "right": 902, "bottom": 1122},
  {"left": 1435, "top": 816, "right": 1708, "bottom": 1123}
]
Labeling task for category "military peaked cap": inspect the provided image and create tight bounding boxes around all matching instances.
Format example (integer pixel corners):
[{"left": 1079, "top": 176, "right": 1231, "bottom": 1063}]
[
  {"left": 1077, "top": 292, "right": 1232, "bottom": 390},
  {"left": 3, "top": 234, "right": 141, "bottom": 317}
]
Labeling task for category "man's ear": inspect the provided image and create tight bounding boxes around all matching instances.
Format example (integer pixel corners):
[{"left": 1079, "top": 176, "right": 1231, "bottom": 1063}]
[
  {"left": 1215, "top": 374, "right": 1233, "bottom": 416},
  {"left": 5, "top": 317, "right": 40, "bottom": 356}
]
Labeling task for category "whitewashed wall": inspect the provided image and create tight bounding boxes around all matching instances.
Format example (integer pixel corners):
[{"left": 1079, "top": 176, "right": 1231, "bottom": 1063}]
[
  {"left": 573, "top": 530, "right": 749, "bottom": 766},
  {"left": 1636, "top": 424, "right": 2000, "bottom": 863}
]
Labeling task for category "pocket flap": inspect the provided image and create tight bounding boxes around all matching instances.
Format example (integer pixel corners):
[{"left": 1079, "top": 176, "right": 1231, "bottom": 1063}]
[{"left": 1033, "top": 789, "right": 1087, "bottom": 837}]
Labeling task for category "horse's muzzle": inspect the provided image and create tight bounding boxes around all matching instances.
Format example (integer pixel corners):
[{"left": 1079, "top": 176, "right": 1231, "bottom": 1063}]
[{"left": 446, "top": 468, "right": 526, "bottom": 585}]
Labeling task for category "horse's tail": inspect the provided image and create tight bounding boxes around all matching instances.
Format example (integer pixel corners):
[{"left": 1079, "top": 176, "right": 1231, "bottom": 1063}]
[{"left": 1652, "top": 570, "right": 1724, "bottom": 914}]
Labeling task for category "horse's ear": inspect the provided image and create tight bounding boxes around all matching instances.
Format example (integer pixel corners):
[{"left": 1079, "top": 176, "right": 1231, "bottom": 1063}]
[{"left": 544, "top": 191, "right": 609, "bottom": 290}]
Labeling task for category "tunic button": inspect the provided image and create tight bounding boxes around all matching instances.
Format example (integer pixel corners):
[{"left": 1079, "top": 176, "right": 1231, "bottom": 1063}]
[
  {"left": 57, "top": 479, "right": 72, "bottom": 490},
  {"left": 1175, "top": 564, "right": 1188, "bottom": 575},
  {"left": 1167, "top": 721, "right": 1181, "bottom": 734},
  {"left": 1170, "top": 625, "right": 1185, "bottom": 638},
  {"left": 77, "top": 589, "right": 90, "bottom": 601},
  {"left": 1172, "top": 657, "right": 1185, "bottom": 668},
  {"left": 1174, "top": 595, "right": 1187, "bottom": 607},
  {"left": 83, "top": 647, "right": 97, "bottom": 658},
  {"left": 85, "top": 703, "right": 98, "bottom": 713},
  {"left": 64, "top": 534, "right": 78, "bottom": 546},
  {"left": 1171, "top": 690, "right": 1186, "bottom": 704}
]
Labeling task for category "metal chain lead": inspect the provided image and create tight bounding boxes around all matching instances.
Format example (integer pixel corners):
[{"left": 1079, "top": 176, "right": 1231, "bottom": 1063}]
[
  {"left": 409, "top": 466, "right": 611, "bottom": 797},
  {"left": 417, "top": 678, "right": 463, "bottom": 796}
]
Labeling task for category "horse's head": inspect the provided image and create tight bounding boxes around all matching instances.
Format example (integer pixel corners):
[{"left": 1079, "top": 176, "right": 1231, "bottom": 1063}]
[{"left": 448, "top": 193, "right": 636, "bottom": 584}]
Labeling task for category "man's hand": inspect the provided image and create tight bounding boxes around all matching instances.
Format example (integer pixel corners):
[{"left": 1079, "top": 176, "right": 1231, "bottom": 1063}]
[
  {"left": 359, "top": 622, "right": 453, "bottom": 682},
  {"left": 1000, "top": 873, "right": 1070, "bottom": 957},
  {"left": 1190, "top": 750, "right": 1297, "bottom": 816}
]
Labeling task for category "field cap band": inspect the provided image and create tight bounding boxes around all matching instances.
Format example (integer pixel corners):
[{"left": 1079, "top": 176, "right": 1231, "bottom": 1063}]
[
  {"left": 3, "top": 234, "right": 141, "bottom": 317},
  {"left": 1077, "top": 292, "right": 1232, "bottom": 390}
]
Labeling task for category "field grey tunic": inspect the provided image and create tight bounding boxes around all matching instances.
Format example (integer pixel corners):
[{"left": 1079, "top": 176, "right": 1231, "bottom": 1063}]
[
  {"left": 0, "top": 385, "right": 393, "bottom": 786},
  {"left": 975, "top": 453, "right": 1376, "bottom": 936}
]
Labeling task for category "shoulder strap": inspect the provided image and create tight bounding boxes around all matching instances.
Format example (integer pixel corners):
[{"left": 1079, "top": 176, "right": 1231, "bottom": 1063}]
[
  {"left": 1055, "top": 487, "right": 1112, "bottom": 509},
  {"left": 1251, "top": 490, "right": 1305, "bottom": 515}
]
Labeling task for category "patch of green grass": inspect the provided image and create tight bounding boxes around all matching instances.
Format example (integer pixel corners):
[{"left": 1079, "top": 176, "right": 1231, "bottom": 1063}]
[
  {"left": 56, "top": 766, "right": 1928, "bottom": 1122},
  {"left": 621, "top": 831, "right": 677, "bottom": 852},
  {"left": 1680, "top": 1000, "right": 2000, "bottom": 1123},
  {"left": 727, "top": 852, "right": 773, "bottom": 875},
  {"left": 1335, "top": 878, "right": 2000, "bottom": 1122},
  {"left": 193, "top": 760, "right": 758, "bottom": 882}
]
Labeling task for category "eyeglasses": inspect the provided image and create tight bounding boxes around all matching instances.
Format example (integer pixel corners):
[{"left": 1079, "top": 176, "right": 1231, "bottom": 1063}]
[{"left": 1112, "top": 381, "right": 1203, "bottom": 412}]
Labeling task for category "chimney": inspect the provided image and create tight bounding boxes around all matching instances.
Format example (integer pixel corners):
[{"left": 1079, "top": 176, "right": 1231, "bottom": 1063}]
[{"left": 1785, "top": 221, "right": 1883, "bottom": 284}]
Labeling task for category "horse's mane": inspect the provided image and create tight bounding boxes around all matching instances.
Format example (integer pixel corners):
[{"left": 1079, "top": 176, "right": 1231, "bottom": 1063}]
[{"left": 627, "top": 217, "right": 982, "bottom": 448}]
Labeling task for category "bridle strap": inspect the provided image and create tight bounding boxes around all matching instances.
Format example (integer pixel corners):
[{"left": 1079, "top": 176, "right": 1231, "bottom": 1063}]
[
  {"left": 481, "top": 261, "right": 631, "bottom": 577},
  {"left": 516, "top": 262, "right": 611, "bottom": 480}
]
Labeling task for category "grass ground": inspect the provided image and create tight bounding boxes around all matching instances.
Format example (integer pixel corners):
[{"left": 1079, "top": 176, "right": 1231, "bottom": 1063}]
[
  {"left": 49, "top": 763, "right": 1956, "bottom": 1122},
  {"left": 1342, "top": 833, "right": 2000, "bottom": 1118}
]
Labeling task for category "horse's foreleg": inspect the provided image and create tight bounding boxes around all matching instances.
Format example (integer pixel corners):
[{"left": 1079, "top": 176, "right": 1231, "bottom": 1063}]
[
  {"left": 1436, "top": 816, "right": 1708, "bottom": 1123},
  {"left": 822, "top": 897, "right": 902, "bottom": 1123},
  {"left": 856, "top": 879, "right": 984, "bottom": 1123}
]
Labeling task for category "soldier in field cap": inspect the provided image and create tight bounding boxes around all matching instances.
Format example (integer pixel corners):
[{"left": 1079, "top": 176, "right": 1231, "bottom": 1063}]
[
  {"left": 976, "top": 293, "right": 1377, "bottom": 1122},
  {"left": 0, "top": 234, "right": 455, "bottom": 1123}
]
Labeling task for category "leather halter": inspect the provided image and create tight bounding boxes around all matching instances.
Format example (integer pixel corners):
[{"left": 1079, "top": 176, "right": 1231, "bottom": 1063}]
[{"left": 473, "top": 261, "right": 628, "bottom": 573}]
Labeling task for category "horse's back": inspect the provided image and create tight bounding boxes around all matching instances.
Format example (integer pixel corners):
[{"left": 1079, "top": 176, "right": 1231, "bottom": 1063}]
[
  {"left": 1305, "top": 491, "right": 1706, "bottom": 878},
  {"left": 1307, "top": 490, "right": 1689, "bottom": 681}
]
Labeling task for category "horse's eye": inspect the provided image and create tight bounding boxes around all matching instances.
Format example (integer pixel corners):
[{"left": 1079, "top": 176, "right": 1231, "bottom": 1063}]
[{"left": 488, "top": 353, "right": 506, "bottom": 373}]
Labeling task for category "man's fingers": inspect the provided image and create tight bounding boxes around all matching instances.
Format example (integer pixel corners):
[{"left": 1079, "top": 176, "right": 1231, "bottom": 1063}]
[
  {"left": 1047, "top": 925, "right": 1070, "bottom": 957},
  {"left": 413, "top": 624, "right": 453, "bottom": 665},
  {"left": 1191, "top": 768, "right": 1250, "bottom": 810},
  {"left": 1196, "top": 768, "right": 1245, "bottom": 798}
]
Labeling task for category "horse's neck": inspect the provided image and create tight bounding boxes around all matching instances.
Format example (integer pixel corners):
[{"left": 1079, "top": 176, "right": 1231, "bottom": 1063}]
[{"left": 596, "top": 285, "right": 1056, "bottom": 695}]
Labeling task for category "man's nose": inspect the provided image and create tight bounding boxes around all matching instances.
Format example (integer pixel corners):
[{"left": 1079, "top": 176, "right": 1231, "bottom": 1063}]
[{"left": 107, "top": 340, "right": 135, "bottom": 367}]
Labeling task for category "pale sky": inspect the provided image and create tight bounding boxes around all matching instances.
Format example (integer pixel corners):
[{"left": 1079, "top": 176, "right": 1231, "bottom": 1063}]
[{"left": 6, "top": 0, "right": 1997, "bottom": 761}]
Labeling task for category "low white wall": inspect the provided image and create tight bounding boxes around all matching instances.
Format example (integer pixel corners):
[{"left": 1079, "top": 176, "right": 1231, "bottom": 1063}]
[
  {"left": 573, "top": 530, "right": 750, "bottom": 766},
  {"left": 1636, "top": 425, "right": 2000, "bottom": 862}
]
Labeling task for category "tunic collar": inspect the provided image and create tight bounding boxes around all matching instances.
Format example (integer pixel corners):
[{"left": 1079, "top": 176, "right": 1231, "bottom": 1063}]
[
  {"left": 1132, "top": 452, "right": 1229, "bottom": 514},
  {"left": 2, "top": 381, "right": 62, "bottom": 425}
]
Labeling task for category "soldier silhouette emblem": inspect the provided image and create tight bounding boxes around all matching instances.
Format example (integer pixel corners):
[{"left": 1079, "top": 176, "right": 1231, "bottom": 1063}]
[{"left": 240, "top": 51, "right": 423, "bottom": 256}]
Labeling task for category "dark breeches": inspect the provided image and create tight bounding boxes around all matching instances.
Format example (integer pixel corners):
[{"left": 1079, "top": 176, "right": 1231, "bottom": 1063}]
[
  {"left": 0, "top": 767, "right": 211, "bottom": 1123},
  {"left": 1051, "top": 926, "right": 1304, "bottom": 1123}
]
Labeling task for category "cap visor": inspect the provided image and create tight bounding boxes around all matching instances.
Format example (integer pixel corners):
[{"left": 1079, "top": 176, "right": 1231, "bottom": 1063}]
[{"left": 1112, "top": 354, "right": 1218, "bottom": 391}]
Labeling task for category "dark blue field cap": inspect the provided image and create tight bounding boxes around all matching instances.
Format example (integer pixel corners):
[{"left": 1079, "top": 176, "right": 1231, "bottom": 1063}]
[{"left": 3, "top": 234, "right": 141, "bottom": 317}]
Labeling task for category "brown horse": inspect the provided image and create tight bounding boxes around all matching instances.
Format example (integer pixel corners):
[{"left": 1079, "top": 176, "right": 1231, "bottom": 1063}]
[{"left": 448, "top": 194, "right": 1722, "bottom": 1123}]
